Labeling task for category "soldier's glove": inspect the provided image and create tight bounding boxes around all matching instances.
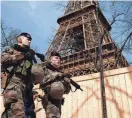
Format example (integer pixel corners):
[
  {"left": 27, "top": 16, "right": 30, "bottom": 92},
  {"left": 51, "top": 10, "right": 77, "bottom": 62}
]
[
  {"left": 24, "top": 49, "right": 35, "bottom": 60},
  {"left": 64, "top": 77, "right": 70, "bottom": 83},
  {"left": 63, "top": 73, "right": 72, "bottom": 83},
  {"left": 52, "top": 72, "right": 63, "bottom": 80},
  {"left": 35, "top": 53, "right": 45, "bottom": 62}
]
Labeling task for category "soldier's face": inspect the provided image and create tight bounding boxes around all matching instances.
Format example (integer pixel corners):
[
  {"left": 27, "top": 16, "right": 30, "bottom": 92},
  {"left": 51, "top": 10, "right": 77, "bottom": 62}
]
[
  {"left": 50, "top": 56, "right": 61, "bottom": 68},
  {"left": 21, "top": 36, "right": 31, "bottom": 46}
]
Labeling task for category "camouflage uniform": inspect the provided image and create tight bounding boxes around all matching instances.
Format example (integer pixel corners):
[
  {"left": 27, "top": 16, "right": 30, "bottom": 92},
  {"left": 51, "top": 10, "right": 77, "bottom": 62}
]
[
  {"left": 40, "top": 62, "right": 71, "bottom": 118},
  {"left": 1, "top": 44, "right": 34, "bottom": 118}
]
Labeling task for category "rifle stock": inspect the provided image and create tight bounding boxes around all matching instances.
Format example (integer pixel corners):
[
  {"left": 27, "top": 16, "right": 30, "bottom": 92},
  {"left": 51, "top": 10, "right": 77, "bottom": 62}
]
[{"left": 1, "top": 72, "right": 8, "bottom": 89}]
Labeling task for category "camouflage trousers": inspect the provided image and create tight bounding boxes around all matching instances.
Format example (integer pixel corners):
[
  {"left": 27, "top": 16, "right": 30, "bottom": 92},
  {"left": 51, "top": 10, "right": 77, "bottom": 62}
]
[
  {"left": 1, "top": 76, "right": 26, "bottom": 118},
  {"left": 42, "top": 95, "right": 62, "bottom": 118}
]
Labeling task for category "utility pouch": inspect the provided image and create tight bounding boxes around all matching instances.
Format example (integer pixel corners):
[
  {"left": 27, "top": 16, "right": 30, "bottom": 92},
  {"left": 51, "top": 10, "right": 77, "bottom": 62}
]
[{"left": 3, "top": 84, "right": 18, "bottom": 106}]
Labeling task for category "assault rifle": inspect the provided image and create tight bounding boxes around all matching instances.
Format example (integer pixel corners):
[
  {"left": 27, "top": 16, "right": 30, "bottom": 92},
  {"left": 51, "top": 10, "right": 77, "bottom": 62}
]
[
  {"left": 64, "top": 73, "right": 83, "bottom": 92},
  {"left": 40, "top": 73, "right": 83, "bottom": 92}
]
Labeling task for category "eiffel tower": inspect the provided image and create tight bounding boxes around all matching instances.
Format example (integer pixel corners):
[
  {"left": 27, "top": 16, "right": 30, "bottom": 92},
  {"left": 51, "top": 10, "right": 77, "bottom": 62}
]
[{"left": 46, "top": 0, "right": 129, "bottom": 76}]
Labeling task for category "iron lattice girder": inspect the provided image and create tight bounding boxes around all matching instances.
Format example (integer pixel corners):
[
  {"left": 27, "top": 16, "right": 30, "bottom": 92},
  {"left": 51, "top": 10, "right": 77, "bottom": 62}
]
[
  {"left": 46, "top": 1, "right": 128, "bottom": 77},
  {"left": 48, "top": 8, "right": 111, "bottom": 55},
  {"left": 60, "top": 43, "right": 115, "bottom": 71}
]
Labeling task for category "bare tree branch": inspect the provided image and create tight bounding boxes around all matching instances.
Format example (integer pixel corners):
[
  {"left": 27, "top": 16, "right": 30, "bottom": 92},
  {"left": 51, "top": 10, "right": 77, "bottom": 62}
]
[{"left": 1, "top": 21, "right": 20, "bottom": 51}]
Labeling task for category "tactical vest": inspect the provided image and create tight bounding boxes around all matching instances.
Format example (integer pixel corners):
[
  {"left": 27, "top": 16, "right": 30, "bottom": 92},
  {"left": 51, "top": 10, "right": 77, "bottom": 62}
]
[
  {"left": 15, "top": 60, "right": 32, "bottom": 76},
  {"left": 2, "top": 47, "right": 32, "bottom": 76},
  {"left": 42, "top": 64, "right": 65, "bottom": 100}
]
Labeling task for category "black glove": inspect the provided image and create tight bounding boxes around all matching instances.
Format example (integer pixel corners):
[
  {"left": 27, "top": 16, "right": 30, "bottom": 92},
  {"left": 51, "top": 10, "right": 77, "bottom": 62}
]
[
  {"left": 35, "top": 53, "right": 45, "bottom": 62},
  {"left": 24, "top": 49, "right": 35, "bottom": 60}
]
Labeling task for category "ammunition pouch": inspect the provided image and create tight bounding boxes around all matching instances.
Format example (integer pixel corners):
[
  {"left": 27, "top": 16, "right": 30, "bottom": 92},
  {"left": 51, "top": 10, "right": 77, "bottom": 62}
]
[
  {"left": 3, "top": 85, "right": 18, "bottom": 106},
  {"left": 15, "top": 60, "right": 32, "bottom": 76}
]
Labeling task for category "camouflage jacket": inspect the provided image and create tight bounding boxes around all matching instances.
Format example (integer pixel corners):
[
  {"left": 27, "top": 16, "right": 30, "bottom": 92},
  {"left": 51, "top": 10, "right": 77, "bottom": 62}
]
[
  {"left": 1, "top": 44, "right": 33, "bottom": 76},
  {"left": 40, "top": 62, "right": 71, "bottom": 95}
]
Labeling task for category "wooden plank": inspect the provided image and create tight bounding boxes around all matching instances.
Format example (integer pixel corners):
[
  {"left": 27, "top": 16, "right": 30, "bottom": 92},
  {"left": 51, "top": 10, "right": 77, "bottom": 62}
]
[
  {"left": 72, "top": 66, "right": 132, "bottom": 82},
  {"left": 119, "top": 74, "right": 131, "bottom": 118},
  {"left": 67, "top": 92, "right": 72, "bottom": 118},
  {"left": 97, "top": 79, "right": 102, "bottom": 118},
  {"left": 105, "top": 77, "right": 112, "bottom": 118},
  {"left": 126, "top": 72, "right": 132, "bottom": 117},
  {"left": 62, "top": 94, "right": 68, "bottom": 118},
  {"left": 89, "top": 80, "right": 94, "bottom": 118},
  {"left": 113, "top": 74, "right": 122, "bottom": 118},
  {"left": 82, "top": 81, "right": 89, "bottom": 118},
  {"left": 77, "top": 82, "right": 83, "bottom": 118},
  {"left": 123, "top": 73, "right": 132, "bottom": 118},
  {"left": 70, "top": 86, "right": 79, "bottom": 118},
  {"left": 92, "top": 79, "right": 100, "bottom": 118},
  {"left": 77, "top": 81, "right": 84, "bottom": 118},
  {"left": 108, "top": 75, "right": 118, "bottom": 118}
]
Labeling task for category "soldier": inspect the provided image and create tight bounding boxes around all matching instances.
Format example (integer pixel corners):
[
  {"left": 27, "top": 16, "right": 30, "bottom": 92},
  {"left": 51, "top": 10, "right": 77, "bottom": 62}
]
[
  {"left": 40, "top": 51, "right": 71, "bottom": 118},
  {"left": 1, "top": 32, "right": 36, "bottom": 118}
]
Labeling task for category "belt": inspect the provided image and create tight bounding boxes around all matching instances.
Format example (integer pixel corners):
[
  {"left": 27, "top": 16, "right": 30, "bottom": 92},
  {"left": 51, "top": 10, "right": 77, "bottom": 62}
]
[{"left": 11, "top": 74, "right": 28, "bottom": 85}]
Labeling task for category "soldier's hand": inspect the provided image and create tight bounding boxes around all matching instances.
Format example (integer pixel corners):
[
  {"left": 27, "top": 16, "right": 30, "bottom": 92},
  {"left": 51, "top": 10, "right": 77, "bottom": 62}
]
[
  {"left": 64, "top": 77, "right": 70, "bottom": 83},
  {"left": 53, "top": 72, "right": 63, "bottom": 79},
  {"left": 11, "top": 54, "right": 24, "bottom": 61}
]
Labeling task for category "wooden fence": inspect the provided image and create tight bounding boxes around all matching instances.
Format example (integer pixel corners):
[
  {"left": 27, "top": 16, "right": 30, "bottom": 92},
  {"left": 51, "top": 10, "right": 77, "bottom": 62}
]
[{"left": 1, "top": 66, "right": 132, "bottom": 118}]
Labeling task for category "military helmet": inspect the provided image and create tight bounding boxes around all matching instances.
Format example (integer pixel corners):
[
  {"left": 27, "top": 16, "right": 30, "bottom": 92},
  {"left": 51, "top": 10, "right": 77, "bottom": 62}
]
[
  {"left": 31, "top": 64, "right": 44, "bottom": 84},
  {"left": 49, "top": 81, "right": 65, "bottom": 99}
]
